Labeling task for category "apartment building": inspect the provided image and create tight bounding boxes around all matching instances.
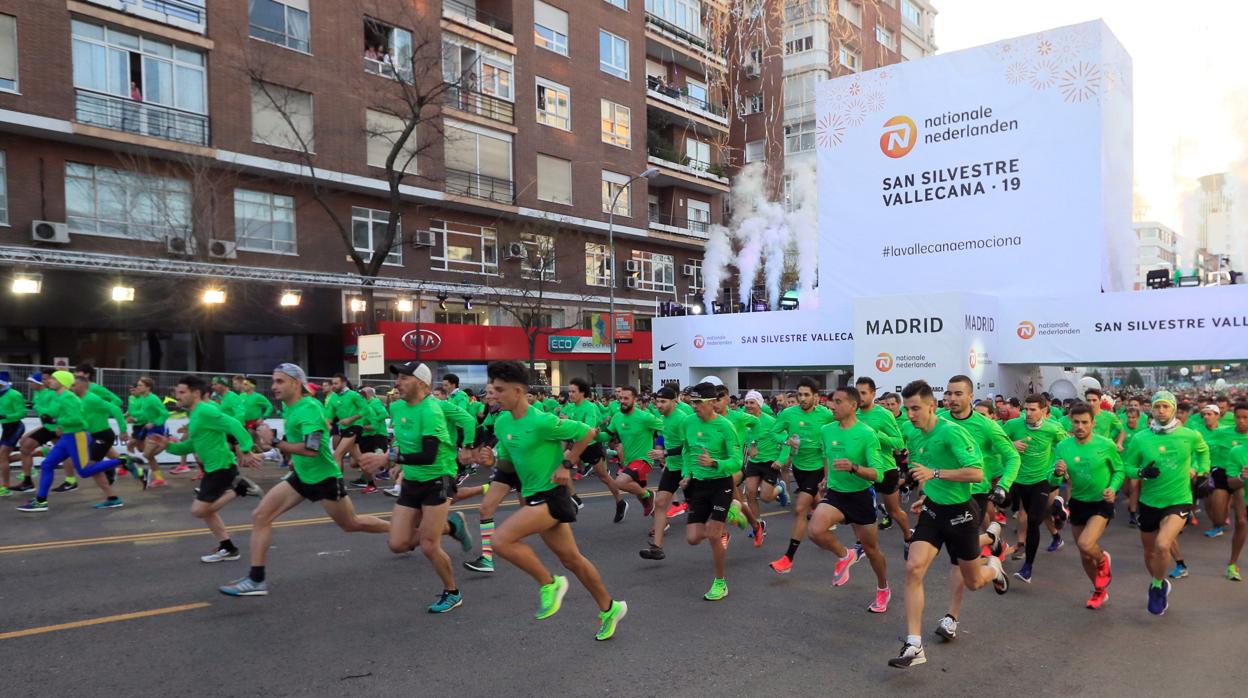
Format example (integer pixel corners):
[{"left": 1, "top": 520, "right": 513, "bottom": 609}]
[
  {"left": 0, "top": 0, "right": 733, "bottom": 388},
  {"left": 1131, "top": 220, "right": 1180, "bottom": 290}
]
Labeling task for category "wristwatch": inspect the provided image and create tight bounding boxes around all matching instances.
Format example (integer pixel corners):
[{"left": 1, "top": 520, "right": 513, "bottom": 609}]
[{"left": 932, "top": 469, "right": 942, "bottom": 480}]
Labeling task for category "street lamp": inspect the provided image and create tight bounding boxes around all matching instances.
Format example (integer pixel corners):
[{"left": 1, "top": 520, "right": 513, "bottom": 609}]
[{"left": 607, "top": 167, "right": 659, "bottom": 396}]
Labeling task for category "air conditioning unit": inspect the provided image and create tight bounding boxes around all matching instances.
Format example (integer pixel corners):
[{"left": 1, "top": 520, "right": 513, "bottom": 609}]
[
  {"left": 208, "top": 239, "right": 237, "bottom": 259},
  {"left": 504, "top": 242, "right": 527, "bottom": 260},
  {"left": 411, "top": 229, "right": 436, "bottom": 247},
  {"left": 625, "top": 276, "right": 638, "bottom": 289},
  {"left": 31, "top": 220, "right": 70, "bottom": 244},
  {"left": 625, "top": 259, "right": 640, "bottom": 273},
  {"left": 166, "top": 234, "right": 196, "bottom": 256},
  {"left": 745, "top": 63, "right": 761, "bottom": 79},
  {"left": 682, "top": 263, "right": 696, "bottom": 277}
]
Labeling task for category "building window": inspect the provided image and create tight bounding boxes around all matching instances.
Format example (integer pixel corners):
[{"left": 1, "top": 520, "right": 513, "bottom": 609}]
[
  {"left": 876, "top": 25, "right": 895, "bottom": 50},
  {"left": 784, "top": 26, "right": 814, "bottom": 55},
  {"left": 900, "top": 36, "right": 923, "bottom": 61},
  {"left": 234, "top": 189, "right": 296, "bottom": 254},
  {"left": 602, "top": 170, "right": 632, "bottom": 216},
  {"left": 600, "top": 99, "right": 631, "bottom": 148},
  {"left": 443, "top": 37, "right": 514, "bottom": 102},
  {"left": 444, "top": 120, "right": 513, "bottom": 201},
  {"left": 585, "top": 242, "right": 613, "bottom": 286},
  {"left": 783, "top": 71, "right": 823, "bottom": 120},
  {"left": 249, "top": 0, "right": 310, "bottom": 52},
  {"left": 745, "top": 140, "right": 765, "bottom": 163},
  {"left": 685, "top": 139, "right": 710, "bottom": 171},
  {"left": 748, "top": 92, "right": 763, "bottom": 113},
  {"left": 72, "top": 19, "right": 207, "bottom": 114},
  {"left": 605, "top": 0, "right": 628, "bottom": 8},
  {"left": 436, "top": 309, "right": 483, "bottom": 324},
  {"left": 520, "top": 232, "right": 556, "bottom": 280},
  {"left": 838, "top": 44, "right": 860, "bottom": 71},
  {"left": 0, "top": 151, "right": 7, "bottom": 225},
  {"left": 65, "top": 162, "right": 191, "bottom": 241},
  {"left": 431, "top": 219, "right": 498, "bottom": 275},
  {"left": 250, "top": 81, "right": 314, "bottom": 151},
  {"left": 784, "top": 119, "right": 815, "bottom": 154},
  {"left": 363, "top": 17, "right": 413, "bottom": 81},
  {"left": 599, "top": 30, "right": 630, "bottom": 79},
  {"left": 748, "top": 47, "right": 763, "bottom": 66},
  {"left": 783, "top": 173, "right": 795, "bottom": 211},
  {"left": 901, "top": 0, "right": 922, "bottom": 29},
  {"left": 535, "top": 77, "right": 571, "bottom": 130},
  {"left": 631, "top": 250, "right": 675, "bottom": 292},
  {"left": 534, "top": 1, "right": 569, "bottom": 56},
  {"left": 838, "top": 0, "right": 861, "bottom": 25},
  {"left": 0, "top": 14, "right": 16, "bottom": 93},
  {"left": 366, "top": 109, "right": 419, "bottom": 173},
  {"left": 536, "top": 154, "right": 572, "bottom": 205},
  {"left": 686, "top": 258, "right": 704, "bottom": 292},
  {"left": 645, "top": 0, "right": 702, "bottom": 38},
  {"left": 352, "top": 207, "right": 401, "bottom": 265},
  {"left": 687, "top": 199, "right": 710, "bottom": 232}
]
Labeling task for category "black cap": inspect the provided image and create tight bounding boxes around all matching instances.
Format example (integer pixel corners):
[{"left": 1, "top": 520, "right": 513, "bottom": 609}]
[
  {"left": 688, "top": 382, "right": 718, "bottom": 401},
  {"left": 654, "top": 385, "right": 677, "bottom": 400}
]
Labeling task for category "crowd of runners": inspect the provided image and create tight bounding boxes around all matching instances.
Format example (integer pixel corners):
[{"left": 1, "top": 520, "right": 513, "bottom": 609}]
[{"left": 1, "top": 360, "right": 1244, "bottom": 664}]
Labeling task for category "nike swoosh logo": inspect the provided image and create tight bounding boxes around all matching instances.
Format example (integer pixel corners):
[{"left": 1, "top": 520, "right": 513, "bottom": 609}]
[{"left": 660, "top": 343, "right": 676, "bottom": 351}]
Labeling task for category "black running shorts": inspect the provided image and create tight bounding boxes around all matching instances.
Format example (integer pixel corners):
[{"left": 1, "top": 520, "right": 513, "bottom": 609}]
[
  {"left": 397, "top": 475, "right": 455, "bottom": 509},
  {"left": 196, "top": 466, "right": 240, "bottom": 503},
  {"left": 743, "top": 460, "right": 779, "bottom": 485},
  {"left": 684, "top": 476, "right": 734, "bottom": 525},
  {"left": 284, "top": 471, "right": 347, "bottom": 502},
  {"left": 819, "top": 487, "right": 876, "bottom": 526},
  {"left": 1068, "top": 498, "right": 1115, "bottom": 527},
  {"left": 525, "top": 485, "right": 578, "bottom": 524},
  {"left": 912, "top": 499, "right": 982, "bottom": 565}
]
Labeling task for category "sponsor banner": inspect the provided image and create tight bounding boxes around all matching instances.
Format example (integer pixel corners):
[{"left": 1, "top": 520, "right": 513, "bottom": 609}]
[
  {"left": 357, "top": 334, "right": 385, "bottom": 375},
  {"left": 343, "top": 322, "right": 652, "bottom": 362},
  {"left": 590, "top": 312, "right": 634, "bottom": 345},
  {"left": 817, "top": 20, "right": 1134, "bottom": 305},
  {"left": 652, "top": 307, "right": 855, "bottom": 387},
  {"left": 999, "top": 285, "right": 1248, "bottom": 364},
  {"left": 854, "top": 293, "right": 990, "bottom": 397}
]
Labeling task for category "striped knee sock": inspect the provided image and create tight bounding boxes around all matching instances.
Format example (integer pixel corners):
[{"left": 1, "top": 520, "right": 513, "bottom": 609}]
[{"left": 481, "top": 519, "right": 494, "bottom": 562}]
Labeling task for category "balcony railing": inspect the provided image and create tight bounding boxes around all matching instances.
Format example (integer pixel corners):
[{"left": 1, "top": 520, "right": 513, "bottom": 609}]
[
  {"left": 649, "top": 211, "right": 709, "bottom": 234},
  {"left": 86, "top": 0, "right": 207, "bottom": 32},
  {"left": 644, "top": 12, "right": 710, "bottom": 52},
  {"left": 443, "top": 0, "right": 513, "bottom": 36},
  {"left": 646, "top": 75, "right": 727, "bottom": 118},
  {"left": 75, "top": 88, "right": 210, "bottom": 147},
  {"left": 443, "top": 85, "right": 515, "bottom": 124},
  {"left": 364, "top": 57, "right": 413, "bottom": 82},
  {"left": 784, "top": 0, "right": 828, "bottom": 22},
  {"left": 444, "top": 167, "right": 515, "bottom": 204}
]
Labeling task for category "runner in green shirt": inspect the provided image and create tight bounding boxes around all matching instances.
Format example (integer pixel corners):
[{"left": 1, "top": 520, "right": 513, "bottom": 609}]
[
  {"left": 126, "top": 376, "right": 171, "bottom": 486},
  {"left": 1084, "top": 388, "right": 1125, "bottom": 450},
  {"left": 328, "top": 374, "right": 369, "bottom": 480},
  {"left": 768, "top": 377, "right": 836, "bottom": 575},
  {"left": 855, "top": 377, "right": 912, "bottom": 546},
  {"left": 810, "top": 386, "right": 891, "bottom": 612},
  {"left": 562, "top": 378, "right": 624, "bottom": 520},
  {"left": 1224, "top": 428, "right": 1248, "bottom": 581},
  {"left": 211, "top": 378, "right": 245, "bottom": 422},
  {"left": 154, "top": 375, "right": 261, "bottom": 562},
  {"left": 219, "top": 364, "right": 389, "bottom": 598},
  {"left": 15, "top": 373, "right": 60, "bottom": 493},
  {"left": 603, "top": 386, "right": 662, "bottom": 522},
  {"left": 359, "top": 362, "right": 473, "bottom": 614},
  {"left": 1049, "top": 403, "right": 1124, "bottom": 609},
  {"left": 1121, "top": 402, "right": 1151, "bottom": 527},
  {"left": 1122, "top": 390, "right": 1211, "bottom": 615},
  {"left": 441, "top": 373, "right": 470, "bottom": 412},
  {"left": 0, "top": 380, "right": 27, "bottom": 496},
  {"left": 477, "top": 360, "right": 626, "bottom": 641},
  {"left": 639, "top": 385, "right": 687, "bottom": 560},
  {"left": 1002, "top": 394, "right": 1069, "bottom": 578},
  {"left": 741, "top": 390, "right": 786, "bottom": 536},
  {"left": 1199, "top": 401, "right": 1248, "bottom": 579},
  {"left": 710, "top": 385, "right": 759, "bottom": 535},
  {"left": 73, "top": 364, "right": 122, "bottom": 407},
  {"left": 680, "top": 382, "right": 743, "bottom": 601},
  {"left": 889, "top": 380, "right": 1007, "bottom": 670}
]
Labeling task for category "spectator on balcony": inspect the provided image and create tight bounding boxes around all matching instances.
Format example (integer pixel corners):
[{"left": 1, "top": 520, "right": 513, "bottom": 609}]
[
  {"left": 365, "top": 45, "right": 379, "bottom": 61},
  {"left": 130, "top": 81, "right": 143, "bottom": 102}
]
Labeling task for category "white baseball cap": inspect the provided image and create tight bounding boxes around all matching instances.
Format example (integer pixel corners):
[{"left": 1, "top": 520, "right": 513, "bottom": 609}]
[{"left": 744, "top": 390, "right": 764, "bottom": 404}]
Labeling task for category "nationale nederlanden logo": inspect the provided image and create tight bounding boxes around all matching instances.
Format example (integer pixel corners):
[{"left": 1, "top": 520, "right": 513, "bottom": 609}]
[
  {"left": 880, "top": 115, "right": 917, "bottom": 158},
  {"left": 1016, "top": 321, "right": 1037, "bottom": 340},
  {"left": 875, "top": 352, "right": 894, "bottom": 372},
  {"left": 968, "top": 349, "right": 978, "bottom": 369},
  {"left": 693, "top": 334, "right": 706, "bottom": 349}
]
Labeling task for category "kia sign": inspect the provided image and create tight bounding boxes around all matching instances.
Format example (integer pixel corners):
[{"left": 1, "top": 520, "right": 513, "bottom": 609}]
[
  {"left": 817, "top": 20, "right": 1135, "bottom": 305},
  {"left": 401, "top": 329, "right": 443, "bottom": 353}
]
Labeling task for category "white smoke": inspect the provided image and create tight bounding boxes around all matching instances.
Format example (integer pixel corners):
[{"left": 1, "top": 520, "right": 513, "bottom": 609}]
[
  {"left": 701, "top": 223, "right": 733, "bottom": 312},
  {"left": 786, "top": 161, "right": 820, "bottom": 309}
]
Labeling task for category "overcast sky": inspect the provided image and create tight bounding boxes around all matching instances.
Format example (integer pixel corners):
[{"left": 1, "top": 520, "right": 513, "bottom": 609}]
[{"left": 933, "top": 0, "right": 1248, "bottom": 236}]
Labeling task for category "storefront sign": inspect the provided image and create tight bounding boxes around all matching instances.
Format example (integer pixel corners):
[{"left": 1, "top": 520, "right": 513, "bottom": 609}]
[{"left": 344, "top": 322, "right": 652, "bottom": 362}]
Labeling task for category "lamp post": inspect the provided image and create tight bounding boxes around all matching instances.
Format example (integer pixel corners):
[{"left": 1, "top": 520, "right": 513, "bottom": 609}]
[{"left": 607, "top": 167, "right": 660, "bottom": 397}]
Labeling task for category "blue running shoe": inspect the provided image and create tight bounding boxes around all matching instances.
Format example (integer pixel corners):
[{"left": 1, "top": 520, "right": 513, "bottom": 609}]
[
  {"left": 776, "top": 481, "right": 789, "bottom": 507},
  {"left": 1014, "top": 563, "right": 1033, "bottom": 584},
  {"left": 219, "top": 576, "right": 268, "bottom": 596},
  {"left": 1168, "top": 563, "right": 1188, "bottom": 579},
  {"left": 428, "top": 590, "right": 463, "bottom": 613},
  {"left": 1046, "top": 535, "right": 1064, "bottom": 552},
  {"left": 1147, "top": 580, "right": 1171, "bottom": 615},
  {"left": 93, "top": 497, "right": 124, "bottom": 509},
  {"left": 448, "top": 511, "right": 473, "bottom": 553},
  {"left": 1204, "top": 526, "right": 1225, "bottom": 539}
]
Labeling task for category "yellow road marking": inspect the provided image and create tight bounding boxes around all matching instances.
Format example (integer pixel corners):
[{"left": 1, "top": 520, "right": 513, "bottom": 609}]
[
  {"left": 0, "top": 490, "right": 621, "bottom": 555},
  {"left": 0, "top": 603, "right": 210, "bottom": 641}
]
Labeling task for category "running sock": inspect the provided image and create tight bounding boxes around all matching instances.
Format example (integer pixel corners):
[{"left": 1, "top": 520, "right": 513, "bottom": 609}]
[
  {"left": 65, "top": 476, "right": 78, "bottom": 485},
  {"left": 480, "top": 519, "right": 495, "bottom": 562},
  {"left": 641, "top": 489, "right": 651, "bottom": 499},
  {"left": 221, "top": 538, "right": 237, "bottom": 553},
  {"left": 907, "top": 635, "right": 922, "bottom": 648},
  {"left": 786, "top": 539, "right": 801, "bottom": 560},
  {"left": 250, "top": 566, "right": 266, "bottom": 583},
  {"left": 446, "top": 588, "right": 459, "bottom": 595},
  {"left": 1175, "top": 558, "right": 1185, "bottom": 568},
  {"left": 1150, "top": 578, "right": 1163, "bottom": 588}
]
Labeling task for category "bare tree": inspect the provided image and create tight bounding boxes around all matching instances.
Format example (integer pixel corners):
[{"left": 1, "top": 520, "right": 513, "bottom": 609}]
[
  {"left": 480, "top": 222, "right": 598, "bottom": 376},
  {"left": 241, "top": 4, "right": 460, "bottom": 333}
]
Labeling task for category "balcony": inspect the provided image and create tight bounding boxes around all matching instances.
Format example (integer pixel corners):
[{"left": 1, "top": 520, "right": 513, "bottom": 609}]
[
  {"left": 442, "top": 0, "right": 514, "bottom": 42},
  {"left": 363, "top": 57, "right": 414, "bottom": 83},
  {"left": 443, "top": 85, "right": 514, "bottom": 125},
  {"left": 784, "top": 0, "right": 829, "bottom": 22},
  {"left": 646, "top": 76, "right": 728, "bottom": 129},
  {"left": 84, "top": 0, "right": 207, "bottom": 34},
  {"left": 649, "top": 211, "right": 710, "bottom": 238},
  {"left": 444, "top": 167, "right": 515, "bottom": 204},
  {"left": 643, "top": 12, "right": 726, "bottom": 74},
  {"left": 75, "top": 88, "right": 210, "bottom": 147},
  {"left": 644, "top": 12, "right": 708, "bottom": 51}
]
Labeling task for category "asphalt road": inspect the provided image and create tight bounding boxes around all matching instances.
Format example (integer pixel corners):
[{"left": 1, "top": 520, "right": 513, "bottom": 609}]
[{"left": 2, "top": 466, "right": 1244, "bottom": 698}]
